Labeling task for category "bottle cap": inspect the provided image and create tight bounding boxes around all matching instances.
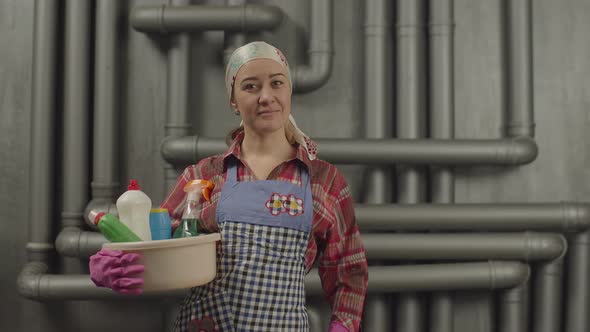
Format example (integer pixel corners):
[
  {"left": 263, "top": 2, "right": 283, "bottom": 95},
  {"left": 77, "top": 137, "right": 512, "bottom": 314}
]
[
  {"left": 128, "top": 179, "right": 140, "bottom": 190},
  {"left": 88, "top": 210, "right": 106, "bottom": 225}
]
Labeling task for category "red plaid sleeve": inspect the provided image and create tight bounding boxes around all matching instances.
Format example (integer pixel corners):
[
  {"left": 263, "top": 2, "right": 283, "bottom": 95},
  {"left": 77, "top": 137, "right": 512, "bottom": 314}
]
[{"left": 317, "top": 167, "right": 369, "bottom": 332}]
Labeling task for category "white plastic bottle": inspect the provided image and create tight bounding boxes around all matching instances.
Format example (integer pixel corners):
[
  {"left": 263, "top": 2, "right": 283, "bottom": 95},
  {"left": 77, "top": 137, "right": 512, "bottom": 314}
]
[{"left": 116, "top": 179, "right": 152, "bottom": 241}]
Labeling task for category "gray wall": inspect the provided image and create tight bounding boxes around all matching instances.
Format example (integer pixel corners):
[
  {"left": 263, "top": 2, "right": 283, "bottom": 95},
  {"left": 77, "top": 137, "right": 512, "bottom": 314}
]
[{"left": 2, "top": 0, "right": 590, "bottom": 331}]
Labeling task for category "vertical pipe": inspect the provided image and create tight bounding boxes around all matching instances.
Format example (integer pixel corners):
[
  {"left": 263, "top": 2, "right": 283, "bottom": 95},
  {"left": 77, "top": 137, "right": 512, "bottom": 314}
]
[
  {"left": 62, "top": 0, "right": 91, "bottom": 274},
  {"left": 533, "top": 257, "right": 564, "bottom": 332},
  {"left": 396, "top": 0, "right": 427, "bottom": 331},
  {"left": 364, "top": 0, "right": 393, "bottom": 204},
  {"left": 427, "top": 1, "right": 454, "bottom": 331},
  {"left": 164, "top": 0, "right": 192, "bottom": 193},
  {"left": 565, "top": 230, "right": 590, "bottom": 332},
  {"left": 29, "top": 0, "right": 59, "bottom": 261},
  {"left": 363, "top": 1, "right": 393, "bottom": 330},
  {"left": 505, "top": 0, "right": 534, "bottom": 138},
  {"left": 92, "top": 0, "right": 120, "bottom": 201},
  {"left": 223, "top": 0, "right": 247, "bottom": 66},
  {"left": 292, "top": 0, "right": 333, "bottom": 93},
  {"left": 498, "top": 283, "right": 528, "bottom": 332}
]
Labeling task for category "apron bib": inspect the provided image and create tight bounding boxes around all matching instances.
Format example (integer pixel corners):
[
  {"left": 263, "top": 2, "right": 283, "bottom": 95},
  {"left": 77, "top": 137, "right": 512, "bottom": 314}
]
[{"left": 174, "top": 159, "right": 313, "bottom": 332}]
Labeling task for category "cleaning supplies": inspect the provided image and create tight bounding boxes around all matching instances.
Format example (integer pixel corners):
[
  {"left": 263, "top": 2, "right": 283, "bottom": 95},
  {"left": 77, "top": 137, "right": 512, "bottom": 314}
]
[
  {"left": 149, "top": 208, "right": 172, "bottom": 240},
  {"left": 173, "top": 179, "right": 214, "bottom": 238},
  {"left": 89, "top": 210, "right": 142, "bottom": 243},
  {"left": 116, "top": 179, "right": 152, "bottom": 241}
]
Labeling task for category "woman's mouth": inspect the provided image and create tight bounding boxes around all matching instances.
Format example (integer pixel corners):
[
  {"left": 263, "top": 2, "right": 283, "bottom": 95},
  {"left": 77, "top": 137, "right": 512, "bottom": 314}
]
[{"left": 257, "top": 110, "right": 279, "bottom": 115}]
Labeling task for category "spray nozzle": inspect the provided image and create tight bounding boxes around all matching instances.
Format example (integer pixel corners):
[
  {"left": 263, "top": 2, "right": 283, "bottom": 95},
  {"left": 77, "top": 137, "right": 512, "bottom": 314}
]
[{"left": 183, "top": 179, "right": 214, "bottom": 202}]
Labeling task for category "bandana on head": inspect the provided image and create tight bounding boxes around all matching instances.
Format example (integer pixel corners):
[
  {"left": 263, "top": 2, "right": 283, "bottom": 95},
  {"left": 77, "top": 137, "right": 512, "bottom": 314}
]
[{"left": 225, "top": 41, "right": 317, "bottom": 161}]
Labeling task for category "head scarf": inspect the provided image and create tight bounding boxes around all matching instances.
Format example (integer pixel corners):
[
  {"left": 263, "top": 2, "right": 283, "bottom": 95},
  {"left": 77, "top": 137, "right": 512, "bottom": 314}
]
[{"left": 224, "top": 41, "right": 317, "bottom": 161}]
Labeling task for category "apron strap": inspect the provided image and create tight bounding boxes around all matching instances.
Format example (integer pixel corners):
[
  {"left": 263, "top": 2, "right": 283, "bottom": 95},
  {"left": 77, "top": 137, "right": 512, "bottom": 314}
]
[
  {"left": 226, "top": 158, "right": 238, "bottom": 183},
  {"left": 226, "top": 156, "right": 311, "bottom": 189}
]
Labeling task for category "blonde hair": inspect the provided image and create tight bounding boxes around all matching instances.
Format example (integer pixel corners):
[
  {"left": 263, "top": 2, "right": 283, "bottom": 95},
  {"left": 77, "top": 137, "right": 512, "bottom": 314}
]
[{"left": 225, "top": 120, "right": 297, "bottom": 146}]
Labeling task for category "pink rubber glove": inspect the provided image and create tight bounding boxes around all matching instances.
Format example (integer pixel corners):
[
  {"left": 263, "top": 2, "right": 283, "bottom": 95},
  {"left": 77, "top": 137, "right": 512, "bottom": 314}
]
[
  {"left": 89, "top": 249, "right": 144, "bottom": 295},
  {"left": 329, "top": 321, "right": 350, "bottom": 332}
]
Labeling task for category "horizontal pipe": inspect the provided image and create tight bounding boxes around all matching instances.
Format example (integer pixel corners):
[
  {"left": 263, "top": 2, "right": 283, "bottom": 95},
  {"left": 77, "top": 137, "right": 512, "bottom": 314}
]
[
  {"left": 306, "top": 261, "right": 529, "bottom": 294},
  {"left": 130, "top": 5, "right": 283, "bottom": 33},
  {"left": 362, "top": 232, "right": 565, "bottom": 261},
  {"left": 62, "top": 202, "right": 586, "bottom": 258},
  {"left": 18, "top": 262, "right": 527, "bottom": 301},
  {"left": 56, "top": 229, "right": 107, "bottom": 258},
  {"left": 356, "top": 202, "right": 590, "bottom": 232},
  {"left": 161, "top": 135, "right": 538, "bottom": 166},
  {"left": 57, "top": 230, "right": 566, "bottom": 262}
]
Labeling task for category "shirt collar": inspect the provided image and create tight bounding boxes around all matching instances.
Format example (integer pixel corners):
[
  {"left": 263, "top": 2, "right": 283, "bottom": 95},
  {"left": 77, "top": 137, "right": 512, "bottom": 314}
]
[{"left": 222, "top": 131, "right": 314, "bottom": 171}]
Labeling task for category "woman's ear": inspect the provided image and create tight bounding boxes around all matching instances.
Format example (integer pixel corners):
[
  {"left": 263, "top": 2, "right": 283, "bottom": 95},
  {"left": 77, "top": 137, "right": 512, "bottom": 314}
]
[{"left": 230, "top": 97, "right": 238, "bottom": 111}]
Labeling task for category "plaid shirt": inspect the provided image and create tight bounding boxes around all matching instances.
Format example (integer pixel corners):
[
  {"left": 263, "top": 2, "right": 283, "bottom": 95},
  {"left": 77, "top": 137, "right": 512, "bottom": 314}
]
[{"left": 160, "top": 132, "right": 368, "bottom": 331}]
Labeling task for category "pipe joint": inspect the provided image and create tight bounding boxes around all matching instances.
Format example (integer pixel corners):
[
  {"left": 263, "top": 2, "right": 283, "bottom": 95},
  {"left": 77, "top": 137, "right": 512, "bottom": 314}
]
[
  {"left": 524, "top": 232, "right": 566, "bottom": 261},
  {"left": 505, "top": 136, "right": 538, "bottom": 164},
  {"left": 161, "top": 135, "right": 198, "bottom": 165},
  {"left": 61, "top": 211, "right": 84, "bottom": 228},
  {"left": 90, "top": 181, "right": 119, "bottom": 200},
  {"left": 56, "top": 228, "right": 107, "bottom": 258},
  {"left": 562, "top": 201, "right": 590, "bottom": 231},
  {"left": 489, "top": 261, "right": 530, "bottom": 289},
  {"left": 17, "top": 261, "right": 49, "bottom": 300}
]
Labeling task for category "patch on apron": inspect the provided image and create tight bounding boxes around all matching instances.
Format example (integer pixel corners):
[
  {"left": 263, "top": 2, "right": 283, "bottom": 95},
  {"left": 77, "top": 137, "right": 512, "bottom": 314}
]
[
  {"left": 188, "top": 316, "right": 217, "bottom": 332},
  {"left": 265, "top": 193, "right": 304, "bottom": 216}
]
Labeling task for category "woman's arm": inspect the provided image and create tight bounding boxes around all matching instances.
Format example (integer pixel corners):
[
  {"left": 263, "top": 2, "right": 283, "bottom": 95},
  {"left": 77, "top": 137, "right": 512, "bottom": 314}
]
[{"left": 318, "top": 172, "right": 369, "bottom": 332}]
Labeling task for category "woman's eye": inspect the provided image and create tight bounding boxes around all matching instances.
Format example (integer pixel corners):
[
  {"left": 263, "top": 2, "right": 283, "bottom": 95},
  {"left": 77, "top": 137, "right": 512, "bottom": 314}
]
[
  {"left": 272, "top": 80, "right": 284, "bottom": 87},
  {"left": 243, "top": 83, "right": 257, "bottom": 90}
]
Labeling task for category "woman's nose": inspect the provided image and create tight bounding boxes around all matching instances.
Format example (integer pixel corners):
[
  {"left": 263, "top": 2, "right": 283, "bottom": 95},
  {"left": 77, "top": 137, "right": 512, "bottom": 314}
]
[{"left": 258, "top": 85, "right": 274, "bottom": 104}]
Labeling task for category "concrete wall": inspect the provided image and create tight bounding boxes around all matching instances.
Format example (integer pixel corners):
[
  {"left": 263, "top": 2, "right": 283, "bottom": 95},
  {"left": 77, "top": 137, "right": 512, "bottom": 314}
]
[{"left": 2, "top": 0, "right": 590, "bottom": 331}]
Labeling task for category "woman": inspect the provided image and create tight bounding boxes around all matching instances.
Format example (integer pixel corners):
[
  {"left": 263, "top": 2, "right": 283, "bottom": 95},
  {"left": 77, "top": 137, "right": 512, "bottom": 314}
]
[{"left": 90, "top": 41, "right": 368, "bottom": 332}]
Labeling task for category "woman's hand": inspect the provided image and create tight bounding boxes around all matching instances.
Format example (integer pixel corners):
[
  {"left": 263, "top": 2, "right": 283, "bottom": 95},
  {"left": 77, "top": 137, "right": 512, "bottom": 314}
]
[
  {"left": 328, "top": 321, "right": 349, "bottom": 332},
  {"left": 89, "top": 249, "right": 144, "bottom": 295}
]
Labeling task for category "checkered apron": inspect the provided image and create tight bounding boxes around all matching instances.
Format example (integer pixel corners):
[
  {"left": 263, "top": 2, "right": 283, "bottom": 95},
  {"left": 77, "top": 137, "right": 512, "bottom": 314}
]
[{"left": 173, "top": 159, "right": 313, "bottom": 332}]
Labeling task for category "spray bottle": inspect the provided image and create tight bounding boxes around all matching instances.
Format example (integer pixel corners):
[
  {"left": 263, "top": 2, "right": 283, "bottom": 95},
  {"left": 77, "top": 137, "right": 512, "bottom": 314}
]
[{"left": 173, "top": 179, "right": 214, "bottom": 238}]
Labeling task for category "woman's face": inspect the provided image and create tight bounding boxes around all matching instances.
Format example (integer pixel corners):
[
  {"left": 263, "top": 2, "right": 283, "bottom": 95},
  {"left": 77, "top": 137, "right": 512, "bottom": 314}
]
[{"left": 231, "top": 58, "right": 291, "bottom": 136}]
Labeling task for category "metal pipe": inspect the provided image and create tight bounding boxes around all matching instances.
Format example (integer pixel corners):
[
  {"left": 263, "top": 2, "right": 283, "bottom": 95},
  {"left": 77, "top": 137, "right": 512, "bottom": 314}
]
[
  {"left": 355, "top": 202, "right": 590, "bottom": 232},
  {"left": 364, "top": 0, "right": 393, "bottom": 204},
  {"left": 362, "top": 0, "right": 392, "bottom": 330},
  {"left": 164, "top": 0, "right": 192, "bottom": 193},
  {"left": 222, "top": 0, "right": 247, "bottom": 66},
  {"left": 428, "top": 0, "right": 455, "bottom": 330},
  {"left": 18, "top": 0, "right": 58, "bottom": 301},
  {"left": 91, "top": 0, "right": 120, "bottom": 201},
  {"left": 57, "top": 230, "right": 567, "bottom": 262},
  {"left": 161, "top": 135, "right": 539, "bottom": 166},
  {"left": 56, "top": 229, "right": 107, "bottom": 258},
  {"left": 533, "top": 256, "right": 564, "bottom": 332},
  {"left": 498, "top": 282, "right": 528, "bottom": 332},
  {"left": 17, "top": 262, "right": 528, "bottom": 301},
  {"left": 292, "top": 0, "right": 333, "bottom": 93},
  {"left": 505, "top": 0, "right": 534, "bottom": 138},
  {"left": 565, "top": 230, "right": 590, "bottom": 332},
  {"left": 362, "top": 232, "right": 565, "bottom": 261},
  {"left": 59, "top": 203, "right": 585, "bottom": 258},
  {"left": 27, "top": 0, "right": 59, "bottom": 262},
  {"left": 130, "top": 4, "right": 283, "bottom": 33},
  {"left": 396, "top": 0, "right": 427, "bottom": 329},
  {"left": 62, "top": 0, "right": 92, "bottom": 274}
]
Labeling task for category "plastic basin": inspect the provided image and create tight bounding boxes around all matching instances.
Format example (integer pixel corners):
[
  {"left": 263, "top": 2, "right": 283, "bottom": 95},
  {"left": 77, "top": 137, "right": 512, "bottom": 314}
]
[{"left": 103, "top": 233, "right": 221, "bottom": 292}]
